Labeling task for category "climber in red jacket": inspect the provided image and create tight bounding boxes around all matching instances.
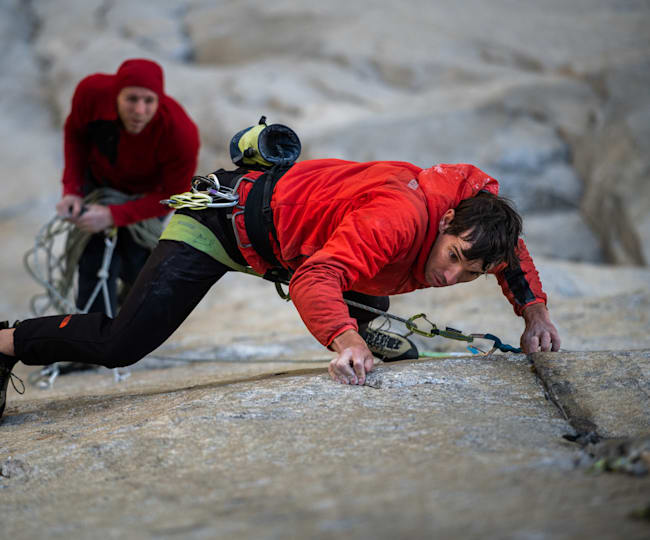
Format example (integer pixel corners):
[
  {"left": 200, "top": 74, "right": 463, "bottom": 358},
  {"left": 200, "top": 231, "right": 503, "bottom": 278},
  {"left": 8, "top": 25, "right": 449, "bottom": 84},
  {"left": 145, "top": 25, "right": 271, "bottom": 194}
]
[
  {"left": 55, "top": 58, "right": 199, "bottom": 315},
  {"left": 0, "top": 158, "right": 560, "bottom": 420},
  {"left": 226, "top": 159, "right": 558, "bottom": 384}
]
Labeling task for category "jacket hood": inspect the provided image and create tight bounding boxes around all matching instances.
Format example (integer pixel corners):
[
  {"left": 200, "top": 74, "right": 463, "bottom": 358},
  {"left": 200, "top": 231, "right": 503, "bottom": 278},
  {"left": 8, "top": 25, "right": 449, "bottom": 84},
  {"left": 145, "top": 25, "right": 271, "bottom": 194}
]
[
  {"left": 411, "top": 163, "right": 499, "bottom": 286},
  {"left": 110, "top": 58, "right": 167, "bottom": 134},
  {"left": 114, "top": 58, "right": 165, "bottom": 97}
]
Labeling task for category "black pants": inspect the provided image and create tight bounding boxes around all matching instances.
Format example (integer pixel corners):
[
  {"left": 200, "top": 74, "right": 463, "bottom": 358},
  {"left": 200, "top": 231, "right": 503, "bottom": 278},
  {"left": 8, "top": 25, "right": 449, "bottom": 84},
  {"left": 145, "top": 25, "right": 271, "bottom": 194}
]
[
  {"left": 14, "top": 240, "right": 389, "bottom": 369},
  {"left": 76, "top": 228, "right": 152, "bottom": 316}
]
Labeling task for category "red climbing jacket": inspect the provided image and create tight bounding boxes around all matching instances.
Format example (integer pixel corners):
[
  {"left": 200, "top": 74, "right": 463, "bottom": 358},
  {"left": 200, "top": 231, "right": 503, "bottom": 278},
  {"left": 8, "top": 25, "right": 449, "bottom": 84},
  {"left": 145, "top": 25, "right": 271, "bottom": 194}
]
[{"left": 233, "top": 159, "right": 546, "bottom": 346}]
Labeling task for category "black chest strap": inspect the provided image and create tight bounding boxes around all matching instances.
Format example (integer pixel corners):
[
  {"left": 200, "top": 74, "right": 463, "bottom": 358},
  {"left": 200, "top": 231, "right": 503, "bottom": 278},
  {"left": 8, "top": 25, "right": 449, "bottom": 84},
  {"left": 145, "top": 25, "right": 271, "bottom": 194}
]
[{"left": 243, "top": 164, "right": 293, "bottom": 282}]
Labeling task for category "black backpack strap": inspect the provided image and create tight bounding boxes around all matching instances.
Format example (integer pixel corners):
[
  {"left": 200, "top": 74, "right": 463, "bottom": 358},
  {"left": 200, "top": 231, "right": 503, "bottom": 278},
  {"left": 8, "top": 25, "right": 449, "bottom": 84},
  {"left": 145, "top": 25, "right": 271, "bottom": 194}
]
[{"left": 243, "top": 164, "right": 293, "bottom": 279}]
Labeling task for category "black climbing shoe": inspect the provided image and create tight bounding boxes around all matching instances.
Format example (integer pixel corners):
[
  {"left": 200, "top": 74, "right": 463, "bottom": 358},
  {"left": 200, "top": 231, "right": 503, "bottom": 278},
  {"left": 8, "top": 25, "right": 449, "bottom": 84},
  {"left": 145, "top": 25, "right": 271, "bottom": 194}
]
[
  {"left": 360, "top": 328, "right": 419, "bottom": 362},
  {"left": 0, "top": 320, "right": 24, "bottom": 421}
]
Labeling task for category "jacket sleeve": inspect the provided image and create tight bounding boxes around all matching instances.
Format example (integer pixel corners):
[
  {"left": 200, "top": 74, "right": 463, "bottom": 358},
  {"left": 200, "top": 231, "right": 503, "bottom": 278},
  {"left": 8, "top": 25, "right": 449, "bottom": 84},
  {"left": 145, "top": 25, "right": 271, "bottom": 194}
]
[
  {"left": 109, "top": 119, "right": 200, "bottom": 226},
  {"left": 61, "top": 81, "right": 92, "bottom": 197},
  {"left": 288, "top": 193, "right": 421, "bottom": 347},
  {"left": 494, "top": 238, "right": 547, "bottom": 316}
]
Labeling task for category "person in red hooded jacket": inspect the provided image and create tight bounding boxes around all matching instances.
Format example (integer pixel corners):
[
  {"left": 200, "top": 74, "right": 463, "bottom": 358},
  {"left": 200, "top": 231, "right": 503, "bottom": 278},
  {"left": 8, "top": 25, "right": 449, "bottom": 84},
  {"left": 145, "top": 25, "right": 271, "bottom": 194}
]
[
  {"left": 55, "top": 58, "right": 200, "bottom": 315},
  {"left": 0, "top": 158, "right": 560, "bottom": 420},
  {"left": 228, "top": 159, "right": 558, "bottom": 383}
]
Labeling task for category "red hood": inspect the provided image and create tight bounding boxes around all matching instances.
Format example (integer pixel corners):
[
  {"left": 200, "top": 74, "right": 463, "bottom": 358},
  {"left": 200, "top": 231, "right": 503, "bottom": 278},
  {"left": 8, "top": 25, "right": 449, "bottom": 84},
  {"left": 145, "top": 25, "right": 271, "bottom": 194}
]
[
  {"left": 112, "top": 58, "right": 166, "bottom": 129},
  {"left": 411, "top": 163, "right": 500, "bottom": 286},
  {"left": 114, "top": 58, "right": 165, "bottom": 98},
  {"left": 74, "top": 59, "right": 168, "bottom": 130}
]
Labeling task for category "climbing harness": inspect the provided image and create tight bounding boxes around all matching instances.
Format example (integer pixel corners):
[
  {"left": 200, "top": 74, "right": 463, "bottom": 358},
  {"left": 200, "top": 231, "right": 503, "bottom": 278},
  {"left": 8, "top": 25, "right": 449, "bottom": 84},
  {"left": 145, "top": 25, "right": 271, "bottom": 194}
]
[{"left": 23, "top": 188, "right": 161, "bottom": 389}]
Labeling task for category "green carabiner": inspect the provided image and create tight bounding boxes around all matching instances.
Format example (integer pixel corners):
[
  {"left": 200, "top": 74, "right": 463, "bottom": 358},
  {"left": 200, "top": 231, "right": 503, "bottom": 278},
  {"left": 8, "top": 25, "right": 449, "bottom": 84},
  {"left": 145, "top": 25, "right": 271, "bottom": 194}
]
[
  {"left": 405, "top": 313, "right": 438, "bottom": 337},
  {"left": 405, "top": 313, "right": 474, "bottom": 342}
]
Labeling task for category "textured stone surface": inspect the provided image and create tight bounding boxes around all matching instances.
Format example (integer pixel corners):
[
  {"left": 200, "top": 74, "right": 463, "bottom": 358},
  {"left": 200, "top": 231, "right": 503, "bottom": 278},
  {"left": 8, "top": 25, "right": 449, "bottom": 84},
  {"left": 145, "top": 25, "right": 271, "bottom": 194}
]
[
  {"left": 2, "top": 355, "right": 650, "bottom": 540},
  {"left": 533, "top": 350, "right": 650, "bottom": 439}
]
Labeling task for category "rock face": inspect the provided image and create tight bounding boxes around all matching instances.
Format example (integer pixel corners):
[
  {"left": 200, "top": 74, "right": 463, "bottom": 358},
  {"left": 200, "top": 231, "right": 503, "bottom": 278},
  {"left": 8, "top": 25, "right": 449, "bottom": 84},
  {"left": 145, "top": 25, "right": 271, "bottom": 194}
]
[
  {"left": 574, "top": 56, "right": 650, "bottom": 266},
  {"left": 2, "top": 351, "right": 650, "bottom": 539}
]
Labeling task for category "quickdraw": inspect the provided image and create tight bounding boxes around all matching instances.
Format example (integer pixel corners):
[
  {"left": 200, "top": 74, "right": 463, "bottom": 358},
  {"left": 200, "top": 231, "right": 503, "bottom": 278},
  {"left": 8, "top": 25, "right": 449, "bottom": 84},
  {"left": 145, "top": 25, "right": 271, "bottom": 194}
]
[{"left": 342, "top": 298, "right": 522, "bottom": 356}]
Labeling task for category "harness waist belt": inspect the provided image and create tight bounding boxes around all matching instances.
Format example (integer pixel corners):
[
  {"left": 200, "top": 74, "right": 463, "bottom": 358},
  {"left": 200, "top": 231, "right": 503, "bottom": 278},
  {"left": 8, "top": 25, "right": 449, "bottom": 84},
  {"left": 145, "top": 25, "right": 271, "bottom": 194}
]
[{"left": 161, "top": 213, "right": 260, "bottom": 276}]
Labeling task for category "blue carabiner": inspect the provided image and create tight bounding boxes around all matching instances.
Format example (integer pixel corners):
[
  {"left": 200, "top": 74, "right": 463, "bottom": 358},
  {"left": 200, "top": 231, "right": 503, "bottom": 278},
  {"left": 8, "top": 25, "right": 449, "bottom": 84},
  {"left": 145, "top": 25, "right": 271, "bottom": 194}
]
[{"left": 482, "top": 333, "right": 522, "bottom": 353}]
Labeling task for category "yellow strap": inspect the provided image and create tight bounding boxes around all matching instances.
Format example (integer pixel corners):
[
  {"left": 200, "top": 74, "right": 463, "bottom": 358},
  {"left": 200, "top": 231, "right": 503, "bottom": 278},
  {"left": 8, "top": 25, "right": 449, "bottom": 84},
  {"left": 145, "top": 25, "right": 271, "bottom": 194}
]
[{"left": 160, "top": 213, "right": 261, "bottom": 276}]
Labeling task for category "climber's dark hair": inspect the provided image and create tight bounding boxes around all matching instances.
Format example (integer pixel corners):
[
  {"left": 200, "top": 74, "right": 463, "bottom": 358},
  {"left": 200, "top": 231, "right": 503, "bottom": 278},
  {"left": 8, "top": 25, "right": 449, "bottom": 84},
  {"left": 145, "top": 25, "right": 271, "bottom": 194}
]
[{"left": 446, "top": 191, "right": 522, "bottom": 270}]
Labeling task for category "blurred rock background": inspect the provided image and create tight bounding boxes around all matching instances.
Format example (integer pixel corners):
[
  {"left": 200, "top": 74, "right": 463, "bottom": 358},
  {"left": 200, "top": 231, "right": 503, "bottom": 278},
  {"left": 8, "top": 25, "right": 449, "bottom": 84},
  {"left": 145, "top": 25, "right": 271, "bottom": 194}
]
[{"left": 0, "top": 0, "right": 649, "bottom": 353}]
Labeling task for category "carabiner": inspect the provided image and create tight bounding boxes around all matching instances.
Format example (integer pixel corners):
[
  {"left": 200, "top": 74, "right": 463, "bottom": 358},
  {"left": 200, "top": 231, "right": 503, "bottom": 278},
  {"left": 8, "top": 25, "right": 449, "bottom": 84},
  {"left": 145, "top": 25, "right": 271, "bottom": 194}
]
[
  {"left": 405, "top": 314, "right": 474, "bottom": 342},
  {"left": 470, "top": 333, "right": 522, "bottom": 356},
  {"left": 405, "top": 313, "right": 438, "bottom": 337}
]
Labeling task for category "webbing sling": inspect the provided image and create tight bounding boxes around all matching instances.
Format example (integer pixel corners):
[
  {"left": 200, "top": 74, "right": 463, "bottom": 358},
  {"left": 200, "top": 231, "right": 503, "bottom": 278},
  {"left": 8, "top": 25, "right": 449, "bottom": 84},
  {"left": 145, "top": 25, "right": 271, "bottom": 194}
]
[{"left": 160, "top": 213, "right": 261, "bottom": 276}]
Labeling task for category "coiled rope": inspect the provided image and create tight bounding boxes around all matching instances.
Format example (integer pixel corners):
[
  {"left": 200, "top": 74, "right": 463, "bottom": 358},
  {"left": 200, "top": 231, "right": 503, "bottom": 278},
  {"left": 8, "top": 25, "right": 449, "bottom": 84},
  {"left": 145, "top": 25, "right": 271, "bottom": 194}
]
[{"left": 23, "top": 187, "right": 163, "bottom": 316}]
